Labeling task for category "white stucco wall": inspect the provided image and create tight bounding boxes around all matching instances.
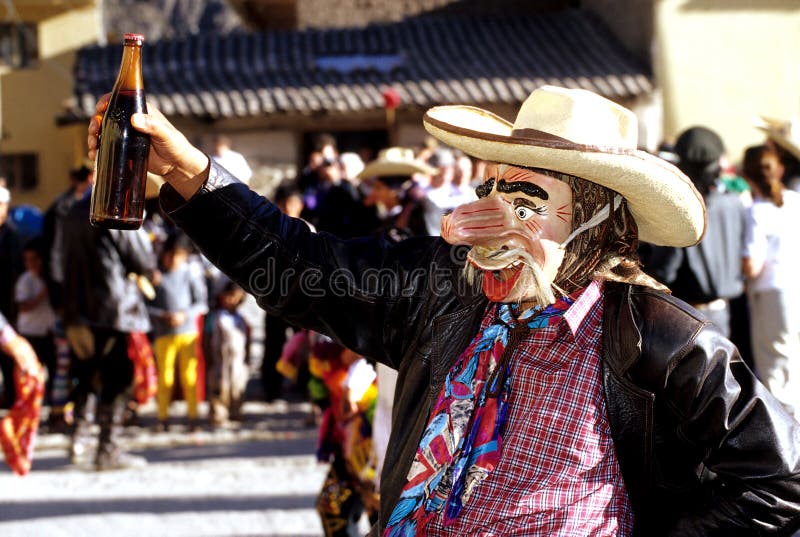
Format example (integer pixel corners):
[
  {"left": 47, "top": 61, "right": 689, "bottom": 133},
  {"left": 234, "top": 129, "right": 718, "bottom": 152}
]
[
  {"left": 655, "top": 0, "right": 800, "bottom": 163},
  {"left": 0, "top": 6, "right": 99, "bottom": 208}
]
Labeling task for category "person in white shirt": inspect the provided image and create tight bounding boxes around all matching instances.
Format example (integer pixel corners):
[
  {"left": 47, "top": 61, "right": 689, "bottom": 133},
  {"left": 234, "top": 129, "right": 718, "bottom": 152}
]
[
  {"left": 450, "top": 150, "right": 479, "bottom": 207},
  {"left": 14, "top": 240, "right": 56, "bottom": 403},
  {"left": 742, "top": 144, "right": 800, "bottom": 420},
  {"left": 211, "top": 135, "right": 253, "bottom": 185},
  {"left": 422, "top": 147, "right": 457, "bottom": 235}
]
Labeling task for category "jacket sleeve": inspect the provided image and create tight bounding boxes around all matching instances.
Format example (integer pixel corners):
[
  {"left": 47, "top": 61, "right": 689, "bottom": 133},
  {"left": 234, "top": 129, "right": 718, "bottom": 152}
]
[
  {"left": 108, "top": 227, "right": 157, "bottom": 277},
  {"left": 160, "top": 162, "right": 451, "bottom": 368},
  {"left": 660, "top": 326, "right": 800, "bottom": 536}
]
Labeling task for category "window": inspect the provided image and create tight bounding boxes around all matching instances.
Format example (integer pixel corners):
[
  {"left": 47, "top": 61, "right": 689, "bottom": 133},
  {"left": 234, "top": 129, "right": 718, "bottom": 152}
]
[
  {"left": 0, "top": 23, "right": 38, "bottom": 69},
  {"left": 0, "top": 153, "right": 39, "bottom": 191}
]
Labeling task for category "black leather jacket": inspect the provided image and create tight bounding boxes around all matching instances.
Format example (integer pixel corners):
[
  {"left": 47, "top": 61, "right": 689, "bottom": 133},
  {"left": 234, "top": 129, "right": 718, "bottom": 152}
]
[{"left": 162, "top": 163, "right": 800, "bottom": 536}]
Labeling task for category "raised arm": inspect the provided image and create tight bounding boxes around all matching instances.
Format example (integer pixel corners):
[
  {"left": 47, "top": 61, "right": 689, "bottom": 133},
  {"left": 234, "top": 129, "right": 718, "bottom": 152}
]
[
  {"left": 159, "top": 167, "right": 448, "bottom": 366},
  {"left": 88, "top": 96, "right": 461, "bottom": 366},
  {"left": 0, "top": 312, "right": 39, "bottom": 377}
]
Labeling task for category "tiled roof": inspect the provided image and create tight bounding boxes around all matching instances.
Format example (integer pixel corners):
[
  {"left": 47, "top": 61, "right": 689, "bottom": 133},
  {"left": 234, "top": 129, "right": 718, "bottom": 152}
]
[{"left": 65, "top": 9, "right": 652, "bottom": 121}]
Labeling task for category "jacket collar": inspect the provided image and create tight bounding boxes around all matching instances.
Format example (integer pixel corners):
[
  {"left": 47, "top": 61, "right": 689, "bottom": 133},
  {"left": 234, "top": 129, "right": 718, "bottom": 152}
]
[{"left": 602, "top": 281, "right": 643, "bottom": 376}]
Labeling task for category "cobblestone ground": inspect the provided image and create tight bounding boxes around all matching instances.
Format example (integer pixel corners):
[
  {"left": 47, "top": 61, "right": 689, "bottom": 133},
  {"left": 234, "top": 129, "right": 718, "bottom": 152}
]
[{"left": 0, "top": 399, "right": 372, "bottom": 537}]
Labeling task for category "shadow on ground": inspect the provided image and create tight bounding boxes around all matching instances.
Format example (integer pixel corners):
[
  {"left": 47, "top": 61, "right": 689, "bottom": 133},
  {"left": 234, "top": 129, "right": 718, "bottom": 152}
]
[
  {"left": 0, "top": 493, "right": 317, "bottom": 522},
  {"left": 17, "top": 432, "right": 318, "bottom": 473}
]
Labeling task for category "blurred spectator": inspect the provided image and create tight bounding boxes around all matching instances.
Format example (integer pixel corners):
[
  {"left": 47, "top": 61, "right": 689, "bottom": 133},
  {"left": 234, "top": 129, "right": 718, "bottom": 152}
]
[
  {"left": 61, "top": 187, "right": 155, "bottom": 470},
  {"left": 451, "top": 150, "right": 479, "bottom": 207},
  {"left": 274, "top": 182, "right": 309, "bottom": 224},
  {"left": 315, "top": 133, "right": 339, "bottom": 164},
  {"left": 422, "top": 147, "right": 458, "bottom": 235},
  {"left": 415, "top": 135, "right": 439, "bottom": 167},
  {"left": 306, "top": 155, "right": 375, "bottom": 238},
  {"left": 0, "top": 181, "right": 23, "bottom": 409},
  {"left": 357, "top": 146, "right": 375, "bottom": 170},
  {"left": 299, "top": 134, "right": 339, "bottom": 193},
  {"left": 298, "top": 151, "right": 326, "bottom": 204},
  {"left": 14, "top": 239, "right": 56, "bottom": 404},
  {"left": 39, "top": 165, "right": 95, "bottom": 430},
  {"left": 754, "top": 116, "right": 800, "bottom": 191},
  {"left": 261, "top": 183, "right": 312, "bottom": 403},
  {"left": 204, "top": 279, "right": 250, "bottom": 426},
  {"left": 642, "top": 127, "right": 746, "bottom": 338},
  {"left": 339, "top": 151, "right": 365, "bottom": 185},
  {"left": 741, "top": 144, "right": 800, "bottom": 420},
  {"left": 276, "top": 329, "right": 310, "bottom": 389},
  {"left": 211, "top": 134, "right": 253, "bottom": 185},
  {"left": 718, "top": 153, "right": 752, "bottom": 203},
  {"left": 42, "top": 164, "right": 94, "bottom": 310},
  {"left": 309, "top": 335, "right": 379, "bottom": 536},
  {"left": 359, "top": 147, "right": 436, "bottom": 242},
  {"left": 148, "top": 232, "right": 208, "bottom": 432},
  {"left": 351, "top": 146, "right": 418, "bottom": 486}
]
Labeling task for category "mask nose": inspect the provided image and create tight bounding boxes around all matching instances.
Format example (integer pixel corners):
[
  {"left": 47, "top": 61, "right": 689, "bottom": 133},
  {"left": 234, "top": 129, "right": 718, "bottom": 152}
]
[{"left": 441, "top": 196, "right": 514, "bottom": 247}]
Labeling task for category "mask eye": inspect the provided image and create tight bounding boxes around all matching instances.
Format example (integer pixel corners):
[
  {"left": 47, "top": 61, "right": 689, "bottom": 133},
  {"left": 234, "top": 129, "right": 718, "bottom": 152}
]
[{"left": 515, "top": 205, "right": 535, "bottom": 221}]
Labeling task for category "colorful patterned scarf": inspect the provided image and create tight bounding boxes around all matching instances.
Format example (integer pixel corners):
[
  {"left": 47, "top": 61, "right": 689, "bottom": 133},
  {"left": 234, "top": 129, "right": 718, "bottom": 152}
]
[
  {"left": 0, "top": 361, "right": 44, "bottom": 476},
  {"left": 384, "top": 295, "right": 575, "bottom": 536}
]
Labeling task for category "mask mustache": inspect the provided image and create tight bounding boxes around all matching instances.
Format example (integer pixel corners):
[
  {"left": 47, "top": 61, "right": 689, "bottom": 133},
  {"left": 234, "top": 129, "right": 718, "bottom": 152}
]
[
  {"left": 468, "top": 246, "right": 537, "bottom": 271},
  {"left": 463, "top": 246, "right": 557, "bottom": 307}
]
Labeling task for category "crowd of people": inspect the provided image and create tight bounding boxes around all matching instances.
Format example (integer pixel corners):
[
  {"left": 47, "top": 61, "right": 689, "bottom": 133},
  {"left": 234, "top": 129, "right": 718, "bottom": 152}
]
[
  {"left": 0, "top": 127, "right": 488, "bottom": 530},
  {"left": 0, "top": 159, "right": 256, "bottom": 471},
  {"left": 642, "top": 121, "right": 800, "bottom": 423},
  {"left": 2, "top": 85, "right": 800, "bottom": 535}
]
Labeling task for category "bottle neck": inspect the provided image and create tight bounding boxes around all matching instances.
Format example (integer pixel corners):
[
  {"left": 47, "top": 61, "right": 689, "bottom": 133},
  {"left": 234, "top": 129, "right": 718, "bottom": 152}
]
[{"left": 115, "top": 43, "right": 144, "bottom": 91}]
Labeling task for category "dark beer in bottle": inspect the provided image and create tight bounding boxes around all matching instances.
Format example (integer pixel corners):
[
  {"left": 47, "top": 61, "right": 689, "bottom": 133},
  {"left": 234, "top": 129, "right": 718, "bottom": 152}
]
[{"left": 90, "top": 33, "right": 150, "bottom": 229}]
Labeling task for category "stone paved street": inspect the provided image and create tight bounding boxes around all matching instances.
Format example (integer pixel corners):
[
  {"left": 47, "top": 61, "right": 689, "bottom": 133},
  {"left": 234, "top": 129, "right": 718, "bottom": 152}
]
[{"left": 0, "top": 399, "right": 363, "bottom": 537}]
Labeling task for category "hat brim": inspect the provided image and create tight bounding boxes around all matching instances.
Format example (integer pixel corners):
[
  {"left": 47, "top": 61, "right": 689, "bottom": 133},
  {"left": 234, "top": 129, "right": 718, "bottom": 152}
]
[
  {"left": 423, "top": 106, "right": 705, "bottom": 247},
  {"left": 358, "top": 160, "right": 437, "bottom": 179}
]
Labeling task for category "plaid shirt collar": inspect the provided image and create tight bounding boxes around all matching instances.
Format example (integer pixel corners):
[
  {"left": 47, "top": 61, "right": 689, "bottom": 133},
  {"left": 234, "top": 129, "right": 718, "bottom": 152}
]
[{"left": 525, "top": 279, "right": 604, "bottom": 347}]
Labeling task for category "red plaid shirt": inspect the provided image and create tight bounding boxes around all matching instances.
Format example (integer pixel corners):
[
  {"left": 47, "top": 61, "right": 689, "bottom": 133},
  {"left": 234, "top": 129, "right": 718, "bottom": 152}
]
[{"left": 426, "top": 280, "right": 633, "bottom": 536}]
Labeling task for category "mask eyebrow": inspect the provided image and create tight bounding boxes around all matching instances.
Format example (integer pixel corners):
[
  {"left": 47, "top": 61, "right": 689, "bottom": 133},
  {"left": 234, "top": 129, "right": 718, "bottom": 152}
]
[
  {"left": 496, "top": 179, "right": 549, "bottom": 200},
  {"left": 475, "top": 178, "right": 495, "bottom": 198}
]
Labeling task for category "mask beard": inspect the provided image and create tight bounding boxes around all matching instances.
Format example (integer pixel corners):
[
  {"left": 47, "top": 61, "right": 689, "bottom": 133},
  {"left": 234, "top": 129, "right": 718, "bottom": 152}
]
[{"left": 463, "top": 247, "right": 557, "bottom": 307}]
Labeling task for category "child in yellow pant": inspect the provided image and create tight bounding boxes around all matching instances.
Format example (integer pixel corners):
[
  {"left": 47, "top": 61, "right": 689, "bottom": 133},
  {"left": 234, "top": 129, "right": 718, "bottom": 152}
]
[
  {"left": 154, "top": 331, "right": 199, "bottom": 427},
  {"left": 147, "top": 232, "right": 208, "bottom": 431}
]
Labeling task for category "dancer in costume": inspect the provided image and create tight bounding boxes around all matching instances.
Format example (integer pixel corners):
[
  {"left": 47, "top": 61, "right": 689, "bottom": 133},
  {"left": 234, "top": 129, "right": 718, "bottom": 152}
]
[{"left": 89, "top": 85, "right": 800, "bottom": 535}]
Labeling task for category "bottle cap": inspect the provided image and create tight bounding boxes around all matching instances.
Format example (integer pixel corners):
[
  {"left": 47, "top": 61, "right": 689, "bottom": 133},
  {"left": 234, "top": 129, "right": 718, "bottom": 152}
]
[{"left": 124, "top": 33, "right": 145, "bottom": 43}]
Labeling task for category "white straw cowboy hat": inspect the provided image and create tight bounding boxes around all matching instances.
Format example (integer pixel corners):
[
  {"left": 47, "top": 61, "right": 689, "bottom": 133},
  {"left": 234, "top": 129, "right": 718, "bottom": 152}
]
[
  {"left": 423, "top": 85, "right": 706, "bottom": 247},
  {"left": 358, "top": 147, "right": 437, "bottom": 178},
  {"left": 754, "top": 115, "right": 800, "bottom": 160}
]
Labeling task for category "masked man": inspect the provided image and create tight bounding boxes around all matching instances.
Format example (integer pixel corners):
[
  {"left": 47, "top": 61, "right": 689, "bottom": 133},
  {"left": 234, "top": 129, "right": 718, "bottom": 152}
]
[{"left": 89, "top": 85, "right": 800, "bottom": 536}]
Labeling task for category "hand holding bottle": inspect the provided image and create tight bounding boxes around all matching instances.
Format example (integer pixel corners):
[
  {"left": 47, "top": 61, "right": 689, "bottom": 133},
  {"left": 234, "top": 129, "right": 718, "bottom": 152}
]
[{"left": 88, "top": 94, "right": 210, "bottom": 201}]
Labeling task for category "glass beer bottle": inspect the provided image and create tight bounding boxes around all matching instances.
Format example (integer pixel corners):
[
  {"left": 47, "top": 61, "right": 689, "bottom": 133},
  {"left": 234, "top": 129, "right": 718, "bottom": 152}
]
[{"left": 90, "top": 33, "right": 150, "bottom": 229}]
